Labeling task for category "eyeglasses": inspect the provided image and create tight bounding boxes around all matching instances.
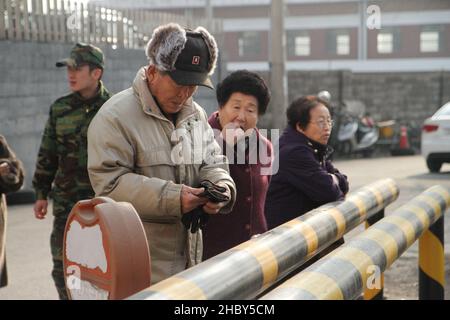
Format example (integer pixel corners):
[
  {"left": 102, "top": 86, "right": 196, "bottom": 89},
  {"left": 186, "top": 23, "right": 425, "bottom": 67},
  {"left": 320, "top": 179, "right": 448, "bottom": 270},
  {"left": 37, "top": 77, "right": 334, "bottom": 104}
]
[{"left": 310, "top": 119, "right": 334, "bottom": 129}]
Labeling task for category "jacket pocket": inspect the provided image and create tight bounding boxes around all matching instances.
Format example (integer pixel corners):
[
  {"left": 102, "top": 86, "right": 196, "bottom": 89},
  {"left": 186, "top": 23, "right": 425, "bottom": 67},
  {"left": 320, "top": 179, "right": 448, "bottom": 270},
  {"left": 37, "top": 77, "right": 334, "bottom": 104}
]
[{"left": 135, "top": 147, "right": 180, "bottom": 217}]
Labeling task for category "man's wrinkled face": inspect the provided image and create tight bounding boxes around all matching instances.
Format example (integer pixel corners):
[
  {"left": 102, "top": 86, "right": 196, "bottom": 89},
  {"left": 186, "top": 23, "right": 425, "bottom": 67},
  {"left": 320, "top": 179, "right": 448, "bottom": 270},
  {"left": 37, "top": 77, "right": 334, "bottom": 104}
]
[{"left": 147, "top": 65, "right": 197, "bottom": 115}]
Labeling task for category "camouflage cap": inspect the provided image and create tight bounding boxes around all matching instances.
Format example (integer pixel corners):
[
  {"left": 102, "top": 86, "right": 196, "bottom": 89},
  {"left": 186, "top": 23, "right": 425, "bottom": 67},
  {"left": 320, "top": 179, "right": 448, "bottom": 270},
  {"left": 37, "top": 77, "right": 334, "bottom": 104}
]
[{"left": 56, "top": 42, "right": 104, "bottom": 69}]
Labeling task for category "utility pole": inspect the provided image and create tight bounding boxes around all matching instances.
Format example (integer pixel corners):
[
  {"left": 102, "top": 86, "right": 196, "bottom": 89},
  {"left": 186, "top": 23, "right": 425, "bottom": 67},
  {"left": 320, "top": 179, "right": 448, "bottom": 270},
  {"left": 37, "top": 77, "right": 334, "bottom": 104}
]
[
  {"left": 205, "top": 0, "right": 222, "bottom": 81},
  {"left": 358, "top": 0, "right": 368, "bottom": 60},
  {"left": 205, "top": 0, "right": 213, "bottom": 30},
  {"left": 270, "top": 0, "right": 288, "bottom": 130}
]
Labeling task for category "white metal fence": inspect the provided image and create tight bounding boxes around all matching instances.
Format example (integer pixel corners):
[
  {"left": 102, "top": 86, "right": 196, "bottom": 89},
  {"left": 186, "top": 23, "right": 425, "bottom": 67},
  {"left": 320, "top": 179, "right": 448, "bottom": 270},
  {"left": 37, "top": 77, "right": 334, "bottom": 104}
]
[{"left": 0, "top": 0, "right": 223, "bottom": 48}]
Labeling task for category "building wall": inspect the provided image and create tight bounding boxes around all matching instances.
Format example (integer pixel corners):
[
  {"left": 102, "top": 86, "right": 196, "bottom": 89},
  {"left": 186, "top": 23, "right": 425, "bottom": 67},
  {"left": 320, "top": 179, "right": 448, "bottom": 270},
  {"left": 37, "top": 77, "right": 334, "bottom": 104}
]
[
  {"left": 145, "top": 0, "right": 450, "bottom": 66},
  {"left": 367, "top": 25, "right": 450, "bottom": 59},
  {"left": 257, "top": 69, "right": 450, "bottom": 129},
  {"left": 222, "top": 23, "right": 450, "bottom": 62},
  {"left": 319, "top": 28, "right": 358, "bottom": 61},
  {"left": 142, "top": 0, "right": 449, "bottom": 17},
  {"left": 349, "top": 72, "right": 450, "bottom": 123}
]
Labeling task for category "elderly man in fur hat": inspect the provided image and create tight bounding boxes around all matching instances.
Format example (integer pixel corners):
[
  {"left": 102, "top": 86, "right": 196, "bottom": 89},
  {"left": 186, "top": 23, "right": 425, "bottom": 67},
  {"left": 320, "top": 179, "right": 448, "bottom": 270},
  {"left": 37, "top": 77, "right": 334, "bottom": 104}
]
[{"left": 87, "top": 23, "right": 236, "bottom": 284}]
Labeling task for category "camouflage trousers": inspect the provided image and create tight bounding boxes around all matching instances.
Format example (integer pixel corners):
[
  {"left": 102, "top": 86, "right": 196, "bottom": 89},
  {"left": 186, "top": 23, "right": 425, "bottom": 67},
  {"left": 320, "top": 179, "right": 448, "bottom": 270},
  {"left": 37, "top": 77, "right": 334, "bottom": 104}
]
[{"left": 50, "top": 199, "right": 77, "bottom": 300}]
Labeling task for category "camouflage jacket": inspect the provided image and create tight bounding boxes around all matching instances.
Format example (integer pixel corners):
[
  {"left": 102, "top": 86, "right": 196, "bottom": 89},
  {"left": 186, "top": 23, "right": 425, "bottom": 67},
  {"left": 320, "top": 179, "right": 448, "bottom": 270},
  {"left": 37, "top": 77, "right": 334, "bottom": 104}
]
[{"left": 33, "top": 81, "right": 111, "bottom": 203}]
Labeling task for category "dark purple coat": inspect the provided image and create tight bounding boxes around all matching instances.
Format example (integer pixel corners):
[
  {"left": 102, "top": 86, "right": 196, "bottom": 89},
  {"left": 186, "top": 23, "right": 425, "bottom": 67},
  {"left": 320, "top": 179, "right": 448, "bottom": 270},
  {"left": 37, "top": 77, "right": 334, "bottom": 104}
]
[
  {"left": 264, "top": 126, "right": 349, "bottom": 229},
  {"left": 202, "top": 112, "right": 272, "bottom": 260}
]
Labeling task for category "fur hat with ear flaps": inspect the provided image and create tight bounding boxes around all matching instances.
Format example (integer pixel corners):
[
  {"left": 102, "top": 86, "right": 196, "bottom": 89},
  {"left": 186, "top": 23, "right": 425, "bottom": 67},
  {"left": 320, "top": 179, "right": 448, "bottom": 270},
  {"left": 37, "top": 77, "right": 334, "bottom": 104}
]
[
  {"left": 145, "top": 23, "right": 219, "bottom": 89},
  {"left": 194, "top": 26, "right": 218, "bottom": 76}
]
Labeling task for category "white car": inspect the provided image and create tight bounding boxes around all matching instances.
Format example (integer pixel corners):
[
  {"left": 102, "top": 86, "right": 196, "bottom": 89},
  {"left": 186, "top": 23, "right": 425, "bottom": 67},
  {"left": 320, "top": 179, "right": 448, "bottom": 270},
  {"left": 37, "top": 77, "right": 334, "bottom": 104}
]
[{"left": 421, "top": 102, "right": 450, "bottom": 172}]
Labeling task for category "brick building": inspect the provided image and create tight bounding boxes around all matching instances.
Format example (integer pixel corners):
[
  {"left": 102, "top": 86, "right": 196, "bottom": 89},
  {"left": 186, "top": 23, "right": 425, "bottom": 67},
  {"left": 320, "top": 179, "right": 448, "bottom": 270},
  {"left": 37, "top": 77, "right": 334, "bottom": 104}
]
[{"left": 71, "top": 0, "right": 450, "bottom": 128}]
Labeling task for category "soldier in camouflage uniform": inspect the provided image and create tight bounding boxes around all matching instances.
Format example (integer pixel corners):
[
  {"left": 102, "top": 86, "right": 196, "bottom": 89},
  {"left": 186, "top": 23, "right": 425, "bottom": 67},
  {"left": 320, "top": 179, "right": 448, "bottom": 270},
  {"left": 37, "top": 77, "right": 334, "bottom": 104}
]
[{"left": 32, "top": 43, "right": 111, "bottom": 300}]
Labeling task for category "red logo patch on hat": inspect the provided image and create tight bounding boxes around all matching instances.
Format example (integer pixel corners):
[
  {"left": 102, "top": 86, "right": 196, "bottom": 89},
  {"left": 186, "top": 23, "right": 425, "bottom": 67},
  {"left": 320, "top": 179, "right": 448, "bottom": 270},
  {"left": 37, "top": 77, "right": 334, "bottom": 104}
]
[{"left": 192, "top": 56, "right": 200, "bottom": 65}]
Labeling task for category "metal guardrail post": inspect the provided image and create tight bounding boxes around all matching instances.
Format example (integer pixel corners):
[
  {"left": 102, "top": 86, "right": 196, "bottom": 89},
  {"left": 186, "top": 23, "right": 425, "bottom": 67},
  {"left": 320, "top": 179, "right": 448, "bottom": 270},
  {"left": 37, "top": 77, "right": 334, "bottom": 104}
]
[
  {"left": 260, "top": 185, "right": 449, "bottom": 300},
  {"left": 419, "top": 215, "right": 445, "bottom": 300},
  {"left": 128, "top": 179, "right": 399, "bottom": 300}
]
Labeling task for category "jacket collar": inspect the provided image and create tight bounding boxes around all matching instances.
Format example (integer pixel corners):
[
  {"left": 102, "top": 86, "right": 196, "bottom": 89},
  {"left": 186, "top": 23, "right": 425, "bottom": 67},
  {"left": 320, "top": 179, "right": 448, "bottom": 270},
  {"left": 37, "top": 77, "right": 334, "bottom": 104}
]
[
  {"left": 132, "top": 67, "right": 197, "bottom": 125},
  {"left": 209, "top": 111, "right": 222, "bottom": 130},
  {"left": 71, "top": 80, "right": 109, "bottom": 105},
  {"left": 284, "top": 126, "right": 333, "bottom": 160}
]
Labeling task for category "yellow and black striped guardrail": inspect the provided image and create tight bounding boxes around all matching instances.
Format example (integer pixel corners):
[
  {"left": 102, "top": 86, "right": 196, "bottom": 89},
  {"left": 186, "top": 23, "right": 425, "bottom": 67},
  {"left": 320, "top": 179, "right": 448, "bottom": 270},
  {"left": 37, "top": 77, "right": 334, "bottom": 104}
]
[
  {"left": 260, "top": 185, "right": 449, "bottom": 300},
  {"left": 419, "top": 215, "right": 445, "bottom": 299},
  {"left": 128, "top": 178, "right": 399, "bottom": 300}
]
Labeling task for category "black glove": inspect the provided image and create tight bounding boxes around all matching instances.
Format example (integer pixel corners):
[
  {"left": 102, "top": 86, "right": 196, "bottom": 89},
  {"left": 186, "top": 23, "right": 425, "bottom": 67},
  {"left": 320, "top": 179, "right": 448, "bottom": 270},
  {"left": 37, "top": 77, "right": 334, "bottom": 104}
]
[
  {"left": 182, "top": 208, "right": 208, "bottom": 234},
  {"left": 197, "top": 180, "right": 230, "bottom": 203},
  {"left": 181, "top": 180, "right": 230, "bottom": 233}
]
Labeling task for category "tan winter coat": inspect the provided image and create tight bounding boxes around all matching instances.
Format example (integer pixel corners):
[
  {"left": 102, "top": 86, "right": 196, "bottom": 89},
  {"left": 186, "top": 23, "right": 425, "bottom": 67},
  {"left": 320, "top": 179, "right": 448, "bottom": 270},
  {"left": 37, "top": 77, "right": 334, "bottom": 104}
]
[{"left": 88, "top": 67, "right": 236, "bottom": 284}]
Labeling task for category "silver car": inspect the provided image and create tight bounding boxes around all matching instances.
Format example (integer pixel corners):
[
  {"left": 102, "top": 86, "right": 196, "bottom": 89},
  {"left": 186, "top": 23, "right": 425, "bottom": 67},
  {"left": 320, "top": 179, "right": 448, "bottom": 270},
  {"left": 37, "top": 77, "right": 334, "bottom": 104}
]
[{"left": 421, "top": 102, "right": 450, "bottom": 172}]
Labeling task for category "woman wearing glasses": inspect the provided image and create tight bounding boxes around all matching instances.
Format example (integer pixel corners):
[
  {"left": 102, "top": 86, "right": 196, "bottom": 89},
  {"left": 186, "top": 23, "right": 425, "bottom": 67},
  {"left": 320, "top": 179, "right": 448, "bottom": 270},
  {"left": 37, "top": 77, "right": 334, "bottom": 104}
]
[{"left": 265, "top": 95, "right": 349, "bottom": 229}]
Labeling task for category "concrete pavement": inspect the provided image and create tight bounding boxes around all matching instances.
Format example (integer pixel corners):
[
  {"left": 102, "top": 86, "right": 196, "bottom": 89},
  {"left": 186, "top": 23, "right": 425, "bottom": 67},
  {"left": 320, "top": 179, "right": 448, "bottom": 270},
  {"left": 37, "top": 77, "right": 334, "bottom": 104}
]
[{"left": 0, "top": 202, "right": 58, "bottom": 300}]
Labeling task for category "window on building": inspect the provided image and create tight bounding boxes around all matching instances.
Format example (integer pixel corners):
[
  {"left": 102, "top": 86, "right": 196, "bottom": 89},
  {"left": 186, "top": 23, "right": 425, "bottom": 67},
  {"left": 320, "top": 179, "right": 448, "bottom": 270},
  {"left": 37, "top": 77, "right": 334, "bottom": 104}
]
[
  {"left": 336, "top": 34, "right": 350, "bottom": 55},
  {"left": 287, "top": 31, "right": 310, "bottom": 57},
  {"left": 238, "top": 31, "right": 261, "bottom": 57},
  {"left": 377, "top": 32, "right": 393, "bottom": 54},
  {"left": 294, "top": 36, "right": 310, "bottom": 56},
  {"left": 420, "top": 30, "right": 439, "bottom": 53},
  {"left": 326, "top": 30, "right": 350, "bottom": 56}
]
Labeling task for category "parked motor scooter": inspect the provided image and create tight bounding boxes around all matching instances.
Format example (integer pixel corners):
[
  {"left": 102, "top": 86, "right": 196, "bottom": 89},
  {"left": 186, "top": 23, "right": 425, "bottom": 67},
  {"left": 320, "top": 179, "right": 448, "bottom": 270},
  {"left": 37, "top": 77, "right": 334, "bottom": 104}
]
[
  {"left": 335, "top": 111, "right": 379, "bottom": 157},
  {"left": 316, "top": 93, "right": 379, "bottom": 158}
]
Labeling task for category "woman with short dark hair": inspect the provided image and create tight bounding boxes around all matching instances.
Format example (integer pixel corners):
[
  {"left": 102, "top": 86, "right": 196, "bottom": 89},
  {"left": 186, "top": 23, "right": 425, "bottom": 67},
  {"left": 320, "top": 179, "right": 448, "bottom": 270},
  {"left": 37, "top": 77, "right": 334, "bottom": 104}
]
[
  {"left": 265, "top": 95, "right": 349, "bottom": 229},
  {"left": 202, "top": 70, "right": 272, "bottom": 260}
]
